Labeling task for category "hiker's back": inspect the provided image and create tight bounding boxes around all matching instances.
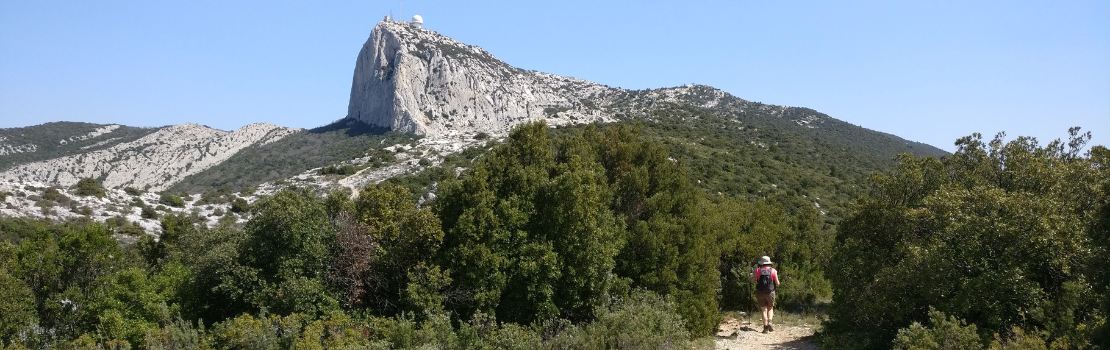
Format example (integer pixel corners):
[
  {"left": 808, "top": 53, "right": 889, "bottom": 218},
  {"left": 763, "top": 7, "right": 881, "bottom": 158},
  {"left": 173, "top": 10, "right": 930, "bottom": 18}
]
[{"left": 755, "top": 267, "right": 776, "bottom": 293}]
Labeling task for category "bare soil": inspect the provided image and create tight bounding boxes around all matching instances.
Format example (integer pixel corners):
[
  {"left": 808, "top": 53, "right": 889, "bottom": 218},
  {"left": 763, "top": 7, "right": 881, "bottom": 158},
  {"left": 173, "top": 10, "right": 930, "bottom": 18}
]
[{"left": 713, "top": 315, "right": 819, "bottom": 350}]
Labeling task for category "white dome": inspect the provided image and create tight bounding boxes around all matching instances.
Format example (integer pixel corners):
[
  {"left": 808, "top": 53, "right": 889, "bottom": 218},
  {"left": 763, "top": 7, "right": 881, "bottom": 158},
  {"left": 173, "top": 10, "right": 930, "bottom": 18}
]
[{"left": 411, "top": 15, "right": 424, "bottom": 24}]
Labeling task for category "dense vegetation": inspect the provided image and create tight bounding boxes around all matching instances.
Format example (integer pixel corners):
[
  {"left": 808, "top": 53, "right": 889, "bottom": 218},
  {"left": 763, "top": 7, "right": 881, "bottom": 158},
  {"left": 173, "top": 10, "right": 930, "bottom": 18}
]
[
  {"left": 10, "top": 116, "right": 1101, "bottom": 348},
  {"left": 0, "top": 122, "right": 834, "bottom": 348},
  {"left": 631, "top": 102, "right": 942, "bottom": 222},
  {"left": 169, "top": 118, "right": 412, "bottom": 194},
  {"left": 823, "top": 129, "right": 1110, "bottom": 349},
  {"left": 0, "top": 122, "right": 155, "bottom": 171}
]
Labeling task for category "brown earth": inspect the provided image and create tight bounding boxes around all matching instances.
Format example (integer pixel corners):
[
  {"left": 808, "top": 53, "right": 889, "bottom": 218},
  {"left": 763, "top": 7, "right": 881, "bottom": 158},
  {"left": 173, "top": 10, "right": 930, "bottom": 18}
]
[{"left": 713, "top": 315, "right": 818, "bottom": 350}]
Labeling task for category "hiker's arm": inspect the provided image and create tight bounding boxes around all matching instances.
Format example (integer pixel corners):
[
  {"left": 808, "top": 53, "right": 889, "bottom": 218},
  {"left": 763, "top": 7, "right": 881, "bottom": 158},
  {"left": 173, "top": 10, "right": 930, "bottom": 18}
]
[{"left": 773, "top": 270, "right": 780, "bottom": 286}]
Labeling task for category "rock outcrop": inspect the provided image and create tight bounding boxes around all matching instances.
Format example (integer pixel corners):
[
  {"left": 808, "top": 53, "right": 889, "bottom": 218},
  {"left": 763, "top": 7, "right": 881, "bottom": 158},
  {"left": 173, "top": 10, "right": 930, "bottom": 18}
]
[
  {"left": 347, "top": 20, "right": 620, "bottom": 136},
  {"left": 0, "top": 123, "right": 297, "bottom": 191}
]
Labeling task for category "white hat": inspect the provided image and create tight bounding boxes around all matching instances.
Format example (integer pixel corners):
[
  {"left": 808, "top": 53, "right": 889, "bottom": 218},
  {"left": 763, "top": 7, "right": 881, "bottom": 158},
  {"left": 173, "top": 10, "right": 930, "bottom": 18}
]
[{"left": 758, "top": 256, "right": 773, "bottom": 265}]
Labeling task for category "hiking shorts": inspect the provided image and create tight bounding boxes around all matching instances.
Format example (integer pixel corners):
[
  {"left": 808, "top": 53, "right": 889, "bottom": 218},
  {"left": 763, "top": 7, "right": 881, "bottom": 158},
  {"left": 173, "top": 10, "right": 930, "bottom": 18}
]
[{"left": 756, "top": 291, "right": 776, "bottom": 308}]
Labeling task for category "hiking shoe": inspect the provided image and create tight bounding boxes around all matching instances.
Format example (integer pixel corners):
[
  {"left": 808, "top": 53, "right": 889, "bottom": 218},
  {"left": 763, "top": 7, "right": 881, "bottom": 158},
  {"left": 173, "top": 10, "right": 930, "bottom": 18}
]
[
  {"left": 762, "top": 325, "right": 769, "bottom": 333},
  {"left": 767, "top": 325, "right": 775, "bottom": 332}
]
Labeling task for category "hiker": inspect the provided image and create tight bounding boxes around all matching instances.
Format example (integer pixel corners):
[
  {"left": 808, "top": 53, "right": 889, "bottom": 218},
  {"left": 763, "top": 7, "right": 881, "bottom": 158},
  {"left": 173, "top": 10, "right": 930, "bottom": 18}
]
[{"left": 753, "top": 255, "right": 780, "bottom": 333}]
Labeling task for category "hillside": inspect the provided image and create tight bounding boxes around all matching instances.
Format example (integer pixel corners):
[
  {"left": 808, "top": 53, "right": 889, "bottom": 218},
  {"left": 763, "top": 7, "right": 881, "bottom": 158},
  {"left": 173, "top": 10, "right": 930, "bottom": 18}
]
[
  {"left": 168, "top": 118, "right": 410, "bottom": 194},
  {"left": 0, "top": 121, "right": 157, "bottom": 170},
  {"left": 0, "top": 123, "right": 297, "bottom": 191}
]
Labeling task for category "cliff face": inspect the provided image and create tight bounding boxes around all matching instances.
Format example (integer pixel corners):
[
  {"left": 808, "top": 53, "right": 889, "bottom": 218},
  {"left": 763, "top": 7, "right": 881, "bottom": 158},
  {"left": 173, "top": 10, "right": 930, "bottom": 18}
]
[{"left": 347, "top": 20, "right": 620, "bottom": 136}]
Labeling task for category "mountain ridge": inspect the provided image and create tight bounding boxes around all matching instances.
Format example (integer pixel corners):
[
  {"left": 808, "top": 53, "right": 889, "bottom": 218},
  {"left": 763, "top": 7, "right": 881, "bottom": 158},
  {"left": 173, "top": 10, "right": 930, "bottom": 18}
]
[{"left": 0, "top": 18, "right": 944, "bottom": 234}]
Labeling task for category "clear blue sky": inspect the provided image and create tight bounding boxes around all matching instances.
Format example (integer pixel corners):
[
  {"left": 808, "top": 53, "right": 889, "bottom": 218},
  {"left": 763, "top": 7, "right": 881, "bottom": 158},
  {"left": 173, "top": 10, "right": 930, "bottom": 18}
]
[{"left": 2, "top": 1, "right": 1107, "bottom": 151}]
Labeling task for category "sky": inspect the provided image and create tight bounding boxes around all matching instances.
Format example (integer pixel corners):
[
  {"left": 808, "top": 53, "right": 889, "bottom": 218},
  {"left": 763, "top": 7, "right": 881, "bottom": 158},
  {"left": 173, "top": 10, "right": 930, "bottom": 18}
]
[{"left": 1, "top": 1, "right": 1107, "bottom": 151}]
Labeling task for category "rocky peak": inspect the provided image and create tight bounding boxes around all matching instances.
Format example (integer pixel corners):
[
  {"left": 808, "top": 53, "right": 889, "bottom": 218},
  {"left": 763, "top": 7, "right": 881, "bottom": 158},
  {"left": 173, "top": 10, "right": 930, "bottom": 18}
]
[{"left": 347, "top": 20, "right": 621, "bottom": 137}]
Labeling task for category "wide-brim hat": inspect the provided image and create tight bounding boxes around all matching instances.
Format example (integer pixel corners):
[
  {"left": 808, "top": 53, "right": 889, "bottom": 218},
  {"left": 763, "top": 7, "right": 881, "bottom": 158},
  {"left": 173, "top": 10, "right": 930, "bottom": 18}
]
[{"left": 758, "top": 256, "right": 774, "bottom": 265}]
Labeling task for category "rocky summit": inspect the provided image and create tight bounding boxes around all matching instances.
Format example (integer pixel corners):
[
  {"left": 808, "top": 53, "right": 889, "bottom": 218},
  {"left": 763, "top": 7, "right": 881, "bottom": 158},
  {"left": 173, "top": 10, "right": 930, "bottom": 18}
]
[{"left": 347, "top": 19, "right": 618, "bottom": 137}]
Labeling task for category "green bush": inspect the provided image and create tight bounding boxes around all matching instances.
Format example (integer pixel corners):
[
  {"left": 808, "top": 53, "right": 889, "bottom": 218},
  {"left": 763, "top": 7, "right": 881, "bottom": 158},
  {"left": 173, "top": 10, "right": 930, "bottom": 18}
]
[
  {"left": 159, "top": 193, "right": 185, "bottom": 208},
  {"left": 988, "top": 327, "right": 1050, "bottom": 350},
  {"left": 42, "top": 187, "right": 68, "bottom": 203},
  {"left": 318, "top": 164, "right": 361, "bottom": 176},
  {"left": 551, "top": 291, "right": 693, "bottom": 349},
  {"left": 197, "top": 190, "right": 228, "bottom": 205},
  {"left": 73, "top": 178, "right": 106, "bottom": 198},
  {"left": 229, "top": 197, "right": 250, "bottom": 213},
  {"left": 0, "top": 268, "right": 37, "bottom": 344},
  {"left": 141, "top": 206, "right": 159, "bottom": 219},
  {"left": 893, "top": 309, "right": 982, "bottom": 350},
  {"left": 141, "top": 317, "right": 209, "bottom": 350},
  {"left": 825, "top": 130, "right": 1109, "bottom": 348}
]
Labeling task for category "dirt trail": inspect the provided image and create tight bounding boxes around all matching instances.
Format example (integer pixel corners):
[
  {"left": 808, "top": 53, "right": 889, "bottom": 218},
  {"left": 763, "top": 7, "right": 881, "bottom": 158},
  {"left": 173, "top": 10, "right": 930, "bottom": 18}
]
[{"left": 713, "top": 315, "right": 818, "bottom": 350}]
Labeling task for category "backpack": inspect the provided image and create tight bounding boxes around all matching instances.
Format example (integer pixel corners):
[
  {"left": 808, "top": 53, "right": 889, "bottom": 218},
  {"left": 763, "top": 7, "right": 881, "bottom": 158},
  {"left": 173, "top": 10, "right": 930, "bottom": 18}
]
[{"left": 756, "top": 267, "right": 775, "bottom": 293}]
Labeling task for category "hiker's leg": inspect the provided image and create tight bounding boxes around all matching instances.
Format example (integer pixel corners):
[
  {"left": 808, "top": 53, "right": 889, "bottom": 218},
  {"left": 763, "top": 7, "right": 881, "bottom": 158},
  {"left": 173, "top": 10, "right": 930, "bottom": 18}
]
[
  {"left": 768, "top": 307, "right": 774, "bottom": 325},
  {"left": 761, "top": 306, "right": 770, "bottom": 326}
]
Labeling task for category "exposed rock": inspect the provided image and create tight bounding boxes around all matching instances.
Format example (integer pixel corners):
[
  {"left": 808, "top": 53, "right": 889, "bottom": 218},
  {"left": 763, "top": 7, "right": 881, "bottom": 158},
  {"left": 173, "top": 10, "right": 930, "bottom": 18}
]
[
  {"left": 347, "top": 20, "right": 619, "bottom": 136},
  {"left": 0, "top": 136, "right": 38, "bottom": 155},
  {"left": 60, "top": 124, "right": 121, "bottom": 144},
  {"left": 0, "top": 123, "right": 298, "bottom": 191}
]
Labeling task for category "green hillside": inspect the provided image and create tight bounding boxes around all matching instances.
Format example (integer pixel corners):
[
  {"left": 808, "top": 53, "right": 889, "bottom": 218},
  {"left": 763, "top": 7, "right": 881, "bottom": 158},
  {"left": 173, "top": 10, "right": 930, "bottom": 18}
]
[
  {"left": 169, "top": 118, "right": 413, "bottom": 193},
  {"left": 392, "top": 97, "right": 947, "bottom": 225},
  {"left": 0, "top": 121, "right": 157, "bottom": 170}
]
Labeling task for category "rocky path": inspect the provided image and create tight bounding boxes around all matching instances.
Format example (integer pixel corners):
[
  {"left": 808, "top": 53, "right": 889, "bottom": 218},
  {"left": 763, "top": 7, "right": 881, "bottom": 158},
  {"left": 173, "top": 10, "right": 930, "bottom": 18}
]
[{"left": 713, "top": 315, "right": 818, "bottom": 350}]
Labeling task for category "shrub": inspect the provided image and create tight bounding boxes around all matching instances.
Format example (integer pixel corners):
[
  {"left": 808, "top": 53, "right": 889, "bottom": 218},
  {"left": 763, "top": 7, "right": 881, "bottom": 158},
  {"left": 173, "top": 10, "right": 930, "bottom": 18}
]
[
  {"left": 124, "top": 187, "right": 143, "bottom": 196},
  {"left": 0, "top": 268, "right": 37, "bottom": 344},
  {"left": 893, "top": 308, "right": 982, "bottom": 350},
  {"left": 73, "top": 178, "right": 107, "bottom": 198},
  {"left": 988, "top": 327, "right": 1049, "bottom": 350},
  {"left": 42, "top": 187, "right": 68, "bottom": 204},
  {"left": 211, "top": 314, "right": 287, "bottom": 349},
  {"left": 549, "top": 291, "right": 692, "bottom": 349},
  {"left": 229, "top": 197, "right": 250, "bottom": 213},
  {"left": 141, "top": 206, "right": 158, "bottom": 219},
  {"left": 198, "top": 190, "right": 228, "bottom": 205},
  {"left": 142, "top": 317, "right": 209, "bottom": 350},
  {"left": 159, "top": 193, "right": 184, "bottom": 208},
  {"left": 318, "top": 164, "right": 361, "bottom": 176}
]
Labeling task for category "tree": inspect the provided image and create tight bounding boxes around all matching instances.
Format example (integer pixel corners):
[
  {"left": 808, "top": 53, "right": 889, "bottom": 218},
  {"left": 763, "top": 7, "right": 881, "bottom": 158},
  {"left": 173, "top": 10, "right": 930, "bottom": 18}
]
[
  {"left": 435, "top": 122, "right": 721, "bottom": 333},
  {"left": 326, "top": 184, "right": 445, "bottom": 315},
  {"left": 0, "top": 267, "right": 37, "bottom": 344},
  {"left": 825, "top": 130, "right": 1108, "bottom": 348}
]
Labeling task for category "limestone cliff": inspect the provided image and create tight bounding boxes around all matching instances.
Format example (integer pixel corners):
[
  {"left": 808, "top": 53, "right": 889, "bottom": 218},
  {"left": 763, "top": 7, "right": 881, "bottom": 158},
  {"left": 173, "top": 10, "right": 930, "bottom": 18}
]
[{"left": 347, "top": 20, "right": 620, "bottom": 136}]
